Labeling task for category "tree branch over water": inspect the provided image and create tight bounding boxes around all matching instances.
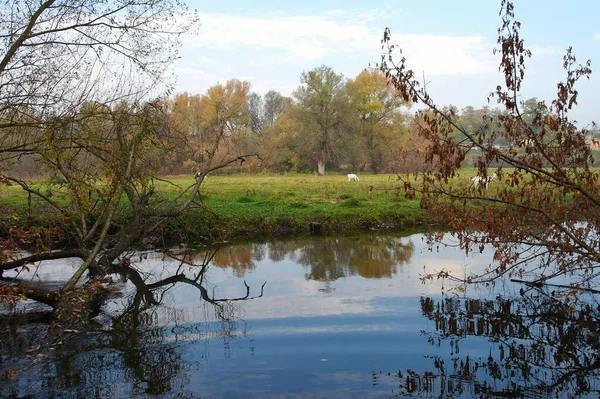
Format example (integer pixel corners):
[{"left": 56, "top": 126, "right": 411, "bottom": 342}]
[{"left": 379, "top": 0, "right": 599, "bottom": 291}]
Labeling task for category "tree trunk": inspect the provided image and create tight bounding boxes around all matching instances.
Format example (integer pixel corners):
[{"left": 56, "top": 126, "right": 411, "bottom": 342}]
[
  {"left": 317, "top": 160, "right": 326, "bottom": 176},
  {"left": 51, "top": 281, "right": 109, "bottom": 335},
  {"left": 371, "top": 159, "right": 380, "bottom": 174}
]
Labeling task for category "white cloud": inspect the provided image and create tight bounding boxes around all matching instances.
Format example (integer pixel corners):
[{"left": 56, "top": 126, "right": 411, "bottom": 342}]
[
  {"left": 394, "top": 33, "right": 492, "bottom": 75},
  {"left": 595, "top": 33, "right": 600, "bottom": 41},
  {"left": 529, "top": 44, "right": 561, "bottom": 58},
  {"left": 189, "top": 13, "right": 379, "bottom": 61},
  {"left": 323, "top": 9, "right": 347, "bottom": 17},
  {"left": 184, "top": 12, "right": 494, "bottom": 75},
  {"left": 174, "top": 10, "right": 561, "bottom": 101}
]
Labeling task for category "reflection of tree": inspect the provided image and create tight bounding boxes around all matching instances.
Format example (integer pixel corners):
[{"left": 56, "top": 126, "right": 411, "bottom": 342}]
[
  {"left": 212, "top": 245, "right": 256, "bottom": 278},
  {"left": 266, "top": 241, "right": 292, "bottom": 262},
  {"left": 0, "top": 249, "right": 265, "bottom": 398},
  {"left": 121, "top": 249, "right": 266, "bottom": 321},
  {"left": 379, "top": 293, "right": 600, "bottom": 398},
  {"left": 186, "top": 243, "right": 266, "bottom": 278},
  {"left": 294, "top": 236, "right": 414, "bottom": 281},
  {"left": 196, "top": 235, "right": 414, "bottom": 280}
]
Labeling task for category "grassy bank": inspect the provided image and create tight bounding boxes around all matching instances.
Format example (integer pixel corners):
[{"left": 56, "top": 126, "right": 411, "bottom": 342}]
[{"left": 0, "top": 173, "right": 428, "bottom": 241}]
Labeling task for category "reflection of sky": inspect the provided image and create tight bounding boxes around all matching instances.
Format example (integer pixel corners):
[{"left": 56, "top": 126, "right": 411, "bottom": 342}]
[
  {"left": 4, "top": 256, "right": 82, "bottom": 283},
  {"left": 4, "top": 232, "right": 598, "bottom": 398},
  {"left": 102, "top": 233, "right": 502, "bottom": 323}
]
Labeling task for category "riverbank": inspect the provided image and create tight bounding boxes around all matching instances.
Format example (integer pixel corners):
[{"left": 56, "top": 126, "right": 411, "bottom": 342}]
[{"left": 0, "top": 174, "right": 430, "bottom": 244}]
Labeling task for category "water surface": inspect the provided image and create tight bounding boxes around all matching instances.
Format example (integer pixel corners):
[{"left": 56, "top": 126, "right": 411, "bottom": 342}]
[{"left": 1, "top": 232, "right": 599, "bottom": 398}]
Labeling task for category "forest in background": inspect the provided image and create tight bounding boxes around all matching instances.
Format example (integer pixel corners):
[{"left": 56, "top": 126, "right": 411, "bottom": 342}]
[{"left": 9, "top": 65, "right": 597, "bottom": 180}]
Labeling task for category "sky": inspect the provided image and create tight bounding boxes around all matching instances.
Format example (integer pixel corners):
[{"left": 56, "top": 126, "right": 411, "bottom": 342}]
[{"left": 176, "top": 0, "right": 600, "bottom": 124}]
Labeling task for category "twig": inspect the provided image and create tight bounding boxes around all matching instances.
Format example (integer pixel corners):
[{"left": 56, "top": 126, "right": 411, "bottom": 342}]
[{"left": 510, "top": 278, "right": 600, "bottom": 294}]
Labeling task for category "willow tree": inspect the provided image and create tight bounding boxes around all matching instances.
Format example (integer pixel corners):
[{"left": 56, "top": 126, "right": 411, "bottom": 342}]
[
  {"left": 293, "top": 65, "right": 350, "bottom": 175},
  {"left": 380, "top": 1, "right": 599, "bottom": 293}
]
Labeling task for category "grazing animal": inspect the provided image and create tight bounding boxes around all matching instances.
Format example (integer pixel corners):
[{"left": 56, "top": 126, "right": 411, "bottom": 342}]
[
  {"left": 195, "top": 172, "right": 208, "bottom": 181},
  {"left": 347, "top": 173, "right": 359, "bottom": 182},
  {"left": 471, "top": 173, "right": 496, "bottom": 189}
]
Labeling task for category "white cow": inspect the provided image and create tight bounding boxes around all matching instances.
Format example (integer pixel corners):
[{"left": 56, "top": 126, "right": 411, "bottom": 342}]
[
  {"left": 347, "top": 173, "right": 359, "bottom": 182},
  {"left": 471, "top": 172, "right": 496, "bottom": 189}
]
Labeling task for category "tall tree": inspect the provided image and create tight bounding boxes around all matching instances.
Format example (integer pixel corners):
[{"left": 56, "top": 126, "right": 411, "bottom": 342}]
[
  {"left": 257, "top": 99, "right": 300, "bottom": 172},
  {"left": 380, "top": 1, "right": 599, "bottom": 292},
  {"left": 293, "top": 65, "right": 349, "bottom": 175},
  {"left": 169, "top": 81, "right": 260, "bottom": 177},
  {"left": 347, "top": 70, "right": 408, "bottom": 173},
  {"left": 248, "top": 92, "right": 264, "bottom": 134},
  {"left": 195, "top": 79, "right": 256, "bottom": 174},
  {"left": 263, "top": 90, "right": 287, "bottom": 127}
]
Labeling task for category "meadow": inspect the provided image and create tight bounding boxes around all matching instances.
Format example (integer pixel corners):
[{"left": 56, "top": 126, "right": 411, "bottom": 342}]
[
  {"left": 1, "top": 168, "right": 513, "bottom": 241},
  {"left": 0, "top": 172, "right": 438, "bottom": 240}
]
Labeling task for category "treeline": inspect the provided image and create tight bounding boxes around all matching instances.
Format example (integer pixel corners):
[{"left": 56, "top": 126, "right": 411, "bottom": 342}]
[
  {"left": 166, "top": 66, "right": 413, "bottom": 176},
  {"left": 7, "top": 65, "right": 597, "bottom": 180}
]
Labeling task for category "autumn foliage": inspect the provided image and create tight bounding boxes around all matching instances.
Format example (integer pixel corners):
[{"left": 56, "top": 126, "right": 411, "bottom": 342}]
[{"left": 380, "top": 0, "right": 600, "bottom": 291}]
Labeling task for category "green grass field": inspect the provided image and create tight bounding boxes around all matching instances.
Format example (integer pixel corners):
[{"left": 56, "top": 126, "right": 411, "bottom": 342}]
[
  {"left": 0, "top": 173, "right": 432, "bottom": 239},
  {"left": 2, "top": 167, "right": 569, "bottom": 239},
  {"left": 158, "top": 173, "right": 427, "bottom": 237}
]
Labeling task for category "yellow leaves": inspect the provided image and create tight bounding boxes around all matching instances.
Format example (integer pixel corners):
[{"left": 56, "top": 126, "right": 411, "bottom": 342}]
[
  {"left": 347, "top": 70, "right": 406, "bottom": 118},
  {"left": 204, "top": 79, "right": 250, "bottom": 117}
]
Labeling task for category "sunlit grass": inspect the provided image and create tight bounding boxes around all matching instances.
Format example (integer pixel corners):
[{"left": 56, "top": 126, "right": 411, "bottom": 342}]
[
  {"left": 3, "top": 167, "right": 589, "bottom": 237},
  {"left": 0, "top": 172, "right": 426, "bottom": 236}
]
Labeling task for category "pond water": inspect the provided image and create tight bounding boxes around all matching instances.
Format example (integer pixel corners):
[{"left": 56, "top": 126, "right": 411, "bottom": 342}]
[{"left": 1, "top": 232, "right": 600, "bottom": 398}]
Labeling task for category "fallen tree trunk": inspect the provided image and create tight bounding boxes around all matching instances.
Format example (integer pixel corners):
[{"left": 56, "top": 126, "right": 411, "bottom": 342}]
[
  {"left": 1, "top": 278, "right": 110, "bottom": 339},
  {"left": 51, "top": 280, "right": 110, "bottom": 335}
]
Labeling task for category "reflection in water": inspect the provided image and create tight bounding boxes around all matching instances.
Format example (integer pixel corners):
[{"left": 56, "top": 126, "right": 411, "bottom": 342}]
[
  {"left": 3, "top": 233, "right": 600, "bottom": 398},
  {"left": 0, "top": 248, "right": 264, "bottom": 399},
  {"left": 294, "top": 235, "right": 414, "bottom": 281},
  {"left": 379, "top": 293, "right": 600, "bottom": 398},
  {"left": 208, "top": 235, "right": 415, "bottom": 281},
  {"left": 212, "top": 244, "right": 259, "bottom": 277}
]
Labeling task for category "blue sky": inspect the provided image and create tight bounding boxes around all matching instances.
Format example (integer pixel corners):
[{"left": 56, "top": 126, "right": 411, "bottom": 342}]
[{"left": 177, "top": 0, "right": 600, "bottom": 124}]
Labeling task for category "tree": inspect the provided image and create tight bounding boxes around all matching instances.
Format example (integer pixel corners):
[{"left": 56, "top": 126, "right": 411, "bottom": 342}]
[
  {"left": 458, "top": 105, "right": 484, "bottom": 135},
  {"left": 247, "top": 90, "right": 287, "bottom": 136},
  {"left": 293, "top": 65, "right": 350, "bottom": 175},
  {"left": 263, "top": 90, "right": 287, "bottom": 127},
  {"left": 195, "top": 79, "right": 259, "bottom": 174},
  {"left": 2, "top": 102, "right": 180, "bottom": 288},
  {"left": 257, "top": 98, "right": 299, "bottom": 172},
  {"left": 169, "top": 80, "right": 258, "bottom": 176},
  {"left": 347, "top": 70, "right": 409, "bottom": 173},
  {"left": 0, "top": 0, "right": 197, "bottom": 126},
  {"left": 165, "top": 92, "right": 204, "bottom": 173},
  {"left": 248, "top": 92, "right": 264, "bottom": 134},
  {"left": 380, "top": 0, "right": 599, "bottom": 292},
  {"left": 0, "top": 2, "right": 257, "bottom": 329}
]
